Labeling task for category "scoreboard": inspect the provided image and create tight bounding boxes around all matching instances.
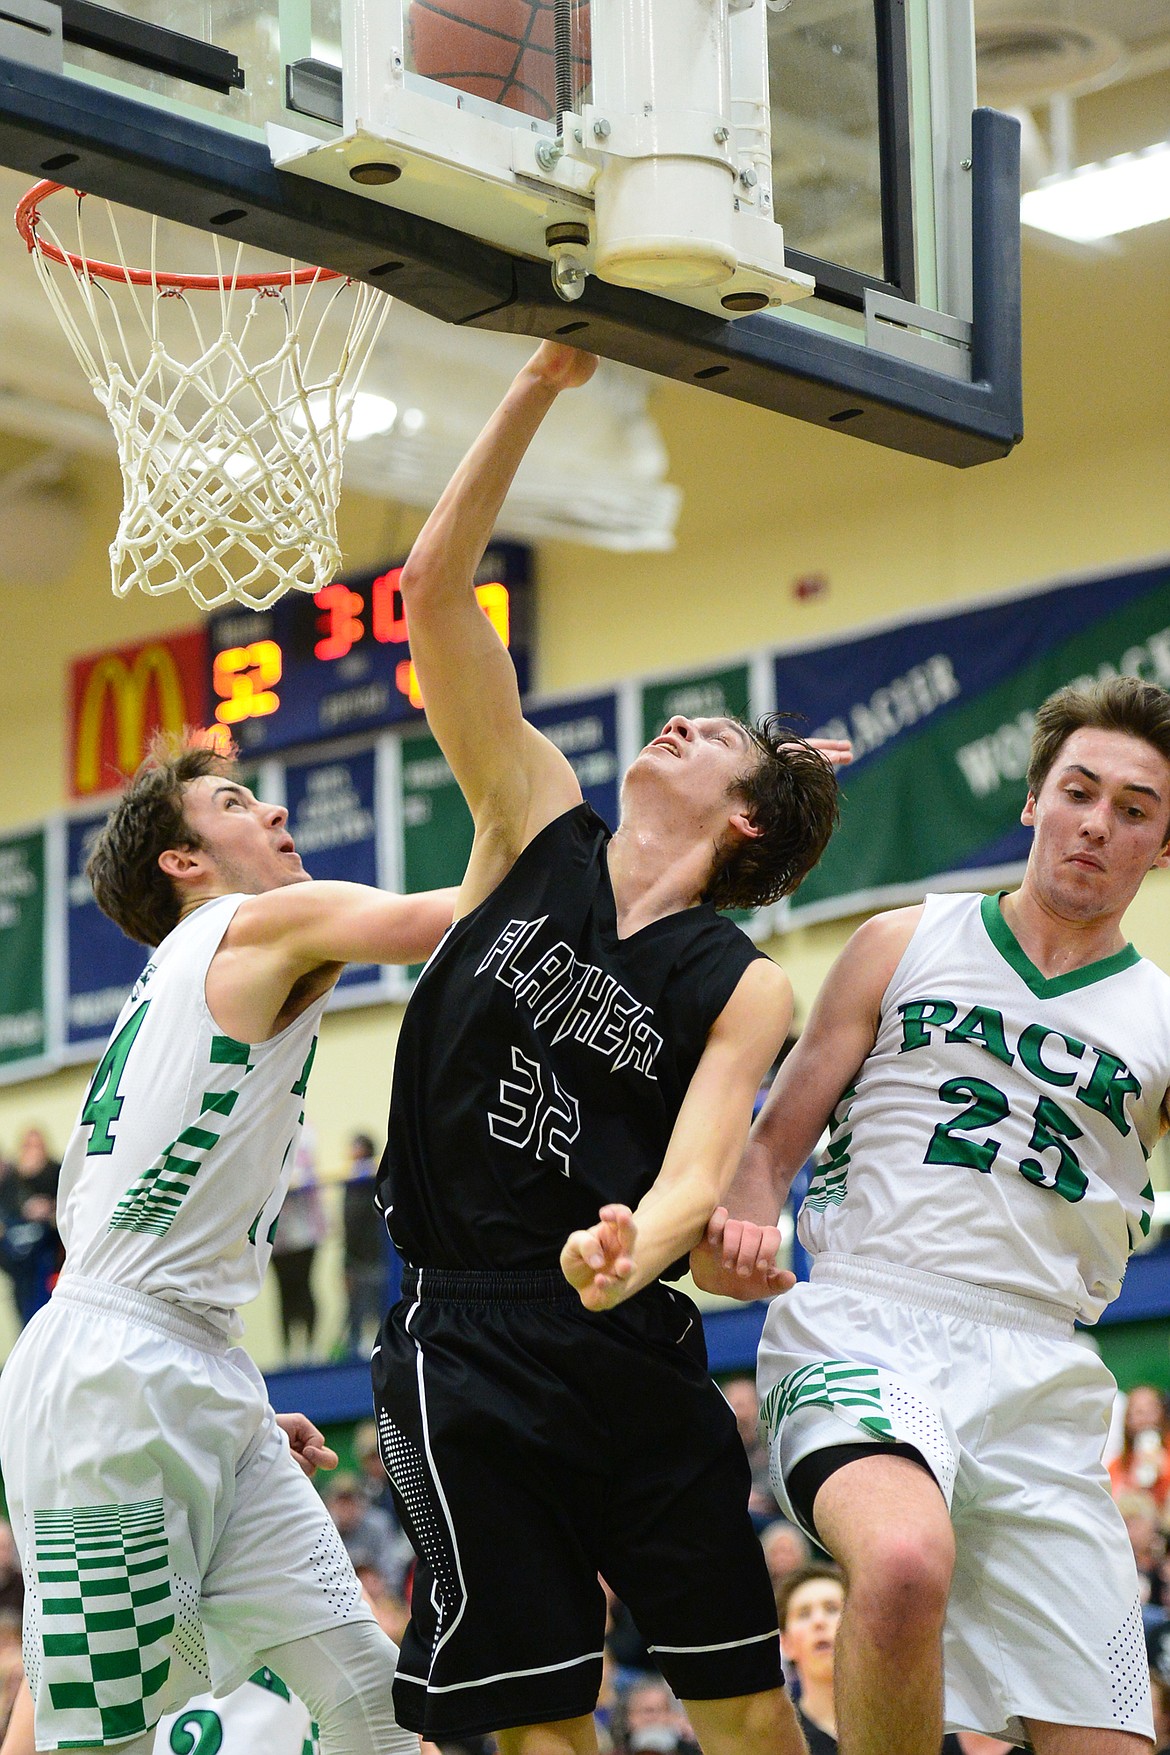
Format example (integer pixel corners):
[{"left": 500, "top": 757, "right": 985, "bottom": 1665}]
[{"left": 207, "top": 543, "right": 532, "bottom": 756}]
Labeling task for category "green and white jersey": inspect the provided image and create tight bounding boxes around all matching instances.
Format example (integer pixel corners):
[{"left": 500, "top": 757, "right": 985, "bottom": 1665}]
[
  {"left": 57, "top": 895, "right": 328, "bottom": 1337},
  {"left": 155, "top": 1669, "right": 319, "bottom": 1755},
  {"left": 799, "top": 891, "right": 1170, "bottom": 1322}
]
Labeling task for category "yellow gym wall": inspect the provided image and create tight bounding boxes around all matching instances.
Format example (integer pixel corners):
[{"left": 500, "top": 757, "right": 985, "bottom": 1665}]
[{"left": 0, "top": 66, "right": 1167, "bottom": 1360}]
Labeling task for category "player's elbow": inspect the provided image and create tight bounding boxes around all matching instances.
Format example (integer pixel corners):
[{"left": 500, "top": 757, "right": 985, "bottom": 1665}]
[{"left": 397, "top": 551, "right": 443, "bottom": 607}]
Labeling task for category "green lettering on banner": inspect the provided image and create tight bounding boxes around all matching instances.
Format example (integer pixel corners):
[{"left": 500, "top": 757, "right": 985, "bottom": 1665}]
[
  {"left": 640, "top": 663, "right": 752, "bottom": 748},
  {"left": 791, "top": 573, "right": 1170, "bottom": 915},
  {"left": 945, "top": 1005, "right": 1013, "bottom": 1067},
  {"left": 898, "top": 999, "right": 957, "bottom": 1051},
  {"left": 0, "top": 829, "right": 46, "bottom": 1068}
]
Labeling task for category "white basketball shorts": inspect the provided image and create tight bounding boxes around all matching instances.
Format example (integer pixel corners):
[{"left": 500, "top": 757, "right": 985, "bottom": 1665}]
[
  {"left": 155, "top": 1669, "right": 318, "bottom": 1755},
  {"left": 757, "top": 1252, "right": 1152, "bottom": 1745},
  {"left": 0, "top": 1278, "right": 370, "bottom": 1750}
]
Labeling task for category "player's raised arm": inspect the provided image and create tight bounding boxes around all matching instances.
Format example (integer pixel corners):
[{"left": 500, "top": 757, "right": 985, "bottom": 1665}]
[
  {"left": 399, "top": 344, "right": 597, "bottom": 863},
  {"left": 561, "top": 956, "right": 793, "bottom": 1309},
  {"left": 715, "top": 908, "right": 921, "bottom": 1255}
]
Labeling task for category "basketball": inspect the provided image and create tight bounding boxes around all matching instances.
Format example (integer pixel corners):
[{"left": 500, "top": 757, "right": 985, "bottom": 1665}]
[{"left": 409, "top": 0, "right": 592, "bottom": 124}]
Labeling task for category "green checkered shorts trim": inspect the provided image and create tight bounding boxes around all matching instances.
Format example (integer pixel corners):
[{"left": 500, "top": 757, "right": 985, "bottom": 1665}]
[
  {"left": 35, "top": 1498, "right": 173, "bottom": 1745},
  {"left": 760, "top": 1360, "right": 896, "bottom": 1443}
]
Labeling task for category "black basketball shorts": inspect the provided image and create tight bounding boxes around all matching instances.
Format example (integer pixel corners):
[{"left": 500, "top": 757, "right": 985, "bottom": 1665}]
[{"left": 371, "top": 1266, "right": 782, "bottom": 1739}]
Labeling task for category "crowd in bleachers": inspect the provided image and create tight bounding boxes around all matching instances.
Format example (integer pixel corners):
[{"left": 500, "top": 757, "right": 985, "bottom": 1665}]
[
  {"left": 0, "top": 1130, "right": 62, "bottom": 1333},
  {"left": 0, "top": 1124, "right": 402, "bottom": 1363}
]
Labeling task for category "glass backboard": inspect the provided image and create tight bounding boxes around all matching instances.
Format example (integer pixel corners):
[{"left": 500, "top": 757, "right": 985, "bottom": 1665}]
[{"left": 0, "top": 0, "right": 1020, "bottom": 464}]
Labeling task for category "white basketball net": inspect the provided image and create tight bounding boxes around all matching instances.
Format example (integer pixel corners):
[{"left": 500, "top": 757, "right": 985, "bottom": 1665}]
[{"left": 20, "top": 188, "right": 391, "bottom": 610}]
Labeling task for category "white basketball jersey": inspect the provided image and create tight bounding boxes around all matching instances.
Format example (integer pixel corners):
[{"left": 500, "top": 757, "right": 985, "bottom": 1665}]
[
  {"left": 57, "top": 895, "right": 327, "bottom": 1337},
  {"left": 155, "top": 1671, "right": 318, "bottom": 1754},
  {"left": 799, "top": 892, "right": 1170, "bottom": 1322}
]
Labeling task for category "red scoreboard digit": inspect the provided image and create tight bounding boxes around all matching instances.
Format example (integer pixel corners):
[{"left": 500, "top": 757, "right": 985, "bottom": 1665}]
[{"left": 206, "top": 543, "right": 531, "bottom": 754}]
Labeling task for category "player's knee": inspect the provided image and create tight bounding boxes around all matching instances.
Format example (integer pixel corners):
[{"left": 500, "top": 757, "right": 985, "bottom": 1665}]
[
  {"left": 738, "top": 1686, "right": 803, "bottom": 1755},
  {"left": 685, "top": 1688, "right": 801, "bottom": 1755},
  {"left": 496, "top": 1714, "right": 598, "bottom": 1755},
  {"left": 847, "top": 1525, "right": 953, "bottom": 1641}
]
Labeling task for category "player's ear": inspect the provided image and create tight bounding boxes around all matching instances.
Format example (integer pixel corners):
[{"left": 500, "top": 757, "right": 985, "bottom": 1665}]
[
  {"left": 1020, "top": 791, "right": 1037, "bottom": 828},
  {"left": 727, "top": 803, "right": 763, "bottom": 843},
  {"left": 158, "top": 845, "right": 205, "bottom": 881}
]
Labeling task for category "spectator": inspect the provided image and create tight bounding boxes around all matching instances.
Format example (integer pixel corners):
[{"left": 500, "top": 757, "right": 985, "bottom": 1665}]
[
  {"left": 353, "top": 1562, "right": 410, "bottom": 1646},
  {"left": 342, "top": 1133, "right": 392, "bottom": 1357},
  {"left": 1147, "top": 1618, "right": 1170, "bottom": 1752},
  {"left": 0, "top": 1522, "right": 22, "bottom": 1620},
  {"left": 601, "top": 1577, "right": 654, "bottom": 1681},
  {"left": 0, "top": 1609, "right": 23, "bottom": 1742},
  {"left": 1111, "top": 1385, "right": 1170, "bottom": 1509},
  {"left": 269, "top": 1122, "right": 327, "bottom": 1360},
  {"left": 0, "top": 1128, "right": 61, "bottom": 1328},
  {"left": 1118, "top": 1489, "right": 1166, "bottom": 1612},
  {"left": 721, "top": 1374, "right": 781, "bottom": 1528},
  {"left": 1155, "top": 1672, "right": 1170, "bottom": 1755},
  {"left": 609, "top": 1676, "right": 698, "bottom": 1755},
  {"left": 353, "top": 1418, "right": 397, "bottom": 1519},
  {"left": 323, "top": 1472, "right": 413, "bottom": 1596},
  {"left": 776, "top": 1563, "right": 1017, "bottom": 1755},
  {"left": 760, "top": 1517, "right": 811, "bottom": 1596},
  {"left": 351, "top": 1419, "right": 415, "bottom": 1588}
]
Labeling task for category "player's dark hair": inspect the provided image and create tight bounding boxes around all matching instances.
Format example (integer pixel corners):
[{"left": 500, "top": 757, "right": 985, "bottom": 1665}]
[
  {"left": 1028, "top": 677, "right": 1170, "bottom": 837},
  {"left": 775, "top": 1561, "right": 845, "bottom": 1631},
  {"left": 86, "top": 733, "right": 239, "bottom": 947},
  {"left": 705, "top": 715, "right": 840, "bottom": 912}
]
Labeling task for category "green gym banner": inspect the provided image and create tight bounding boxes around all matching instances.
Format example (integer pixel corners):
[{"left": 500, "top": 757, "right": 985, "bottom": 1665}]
[
  {"left": 0, "top": 830, "right": 47, "bottom": 1067},
  {"left": 641, "top": 663, "right": 752, "bottom": 747},
  {"left": 400, "top": 730, "right": 475, "bottom": 897},
  {"left": 399, "top": 732, "right": 475, "bottom": 980},
  {"left": 775, "top": 558, "right": 1170, "bottom": 922}
]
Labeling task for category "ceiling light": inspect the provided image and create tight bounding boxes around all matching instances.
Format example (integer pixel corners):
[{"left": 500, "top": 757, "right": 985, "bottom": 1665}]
[
  {"left": 205, "top": 444, "right": 262, "bottom": 484},
  {"left": 1021, "top": 141, "right": 1170, "bottom": 242},
  {"left": 343, "top": 392, "right": 399, "bottom": 441},
  {"left": 290, "top": 391, "right": 399, "bottom": 441}
]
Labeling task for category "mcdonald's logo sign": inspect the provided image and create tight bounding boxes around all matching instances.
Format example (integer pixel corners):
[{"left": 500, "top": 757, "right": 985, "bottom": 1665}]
[{"left": 69, "top": 629, "right": 208, "bottom": 798}]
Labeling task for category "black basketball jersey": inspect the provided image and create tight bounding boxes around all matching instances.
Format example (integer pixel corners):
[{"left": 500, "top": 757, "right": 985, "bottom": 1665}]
[{"left": 378, "top": 803, "right": 766, "bottom": 1273}]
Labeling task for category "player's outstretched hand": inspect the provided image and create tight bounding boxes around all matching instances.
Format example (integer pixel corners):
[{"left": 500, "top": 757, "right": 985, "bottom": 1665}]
[
  {"left": 690, "top": 1207, "right": 795, "bottom": 1303},
  {"left": 526, "top": 340, "right": 600, "bottom": 394},
  {"left": 808, "top": 737, "right": 852, "bottom": 768},
  {"left": 277, "top": 1412, "right": 339, "bottom": 1479},
  {"left": 561, "top": 1202, "right": 637, "bottom": 1311}
]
